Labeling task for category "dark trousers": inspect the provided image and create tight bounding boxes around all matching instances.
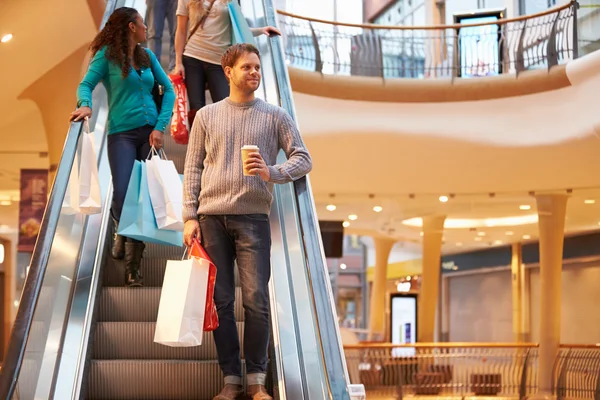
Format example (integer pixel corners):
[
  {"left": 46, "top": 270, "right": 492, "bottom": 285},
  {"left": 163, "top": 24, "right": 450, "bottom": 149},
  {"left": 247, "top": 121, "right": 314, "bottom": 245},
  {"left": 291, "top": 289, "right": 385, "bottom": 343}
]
[
  {"left": 107, "top": 125, "right": 152, "bottom": 242},
  {"left": 199, "top": 214, "right": 271, "bottom": 386},
  {"left": 182, "top": 55, "right": 230, "bottom": 127}
]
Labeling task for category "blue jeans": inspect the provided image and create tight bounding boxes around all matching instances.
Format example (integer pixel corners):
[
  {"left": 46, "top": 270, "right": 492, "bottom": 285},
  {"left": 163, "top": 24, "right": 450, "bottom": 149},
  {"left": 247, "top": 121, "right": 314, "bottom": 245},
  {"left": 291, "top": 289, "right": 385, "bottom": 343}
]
[
  {"left": 146, "top": 0, "right": 177, "bottom": 70},
  {"left": 107, "top": 126, "right": 152, "bottom": 232},
  {"left": 199, "top": 214, "right": 272, "bottom": 386},
  {"left": 182, "top": 55, "right": 230, "bottom": 127}
]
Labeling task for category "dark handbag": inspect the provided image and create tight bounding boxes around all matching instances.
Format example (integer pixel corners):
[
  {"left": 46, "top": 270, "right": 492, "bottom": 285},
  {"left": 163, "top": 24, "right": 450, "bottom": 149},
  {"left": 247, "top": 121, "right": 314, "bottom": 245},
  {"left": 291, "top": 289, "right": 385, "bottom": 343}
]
[{"left": 152, "top": 80, "right": 164, "bottom": 112}]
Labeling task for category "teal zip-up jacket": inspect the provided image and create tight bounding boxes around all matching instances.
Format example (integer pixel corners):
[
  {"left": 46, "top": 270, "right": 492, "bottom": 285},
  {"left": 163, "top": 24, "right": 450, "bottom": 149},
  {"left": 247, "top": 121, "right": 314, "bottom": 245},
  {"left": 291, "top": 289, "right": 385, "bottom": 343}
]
[{"left": 76, "top": 46, "right": 175, "bottom": 134}]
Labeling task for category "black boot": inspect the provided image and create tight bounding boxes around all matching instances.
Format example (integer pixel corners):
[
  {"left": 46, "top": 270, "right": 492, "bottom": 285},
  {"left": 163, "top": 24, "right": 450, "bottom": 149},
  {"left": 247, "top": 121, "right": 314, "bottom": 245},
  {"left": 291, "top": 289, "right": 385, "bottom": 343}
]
[
  {"left": 124, "top": 242, "right": 145, "bottom": 287},
  {"left": 111, "top": 217, "right": 125, "bottom": 260}
]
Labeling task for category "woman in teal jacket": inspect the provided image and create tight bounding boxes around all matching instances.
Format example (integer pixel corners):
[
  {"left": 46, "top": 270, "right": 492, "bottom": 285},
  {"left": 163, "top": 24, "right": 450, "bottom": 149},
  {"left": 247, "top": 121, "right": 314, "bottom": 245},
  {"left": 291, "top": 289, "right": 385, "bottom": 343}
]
[{"left": 71, "top": 7, "right": 175, "bottom": 287}]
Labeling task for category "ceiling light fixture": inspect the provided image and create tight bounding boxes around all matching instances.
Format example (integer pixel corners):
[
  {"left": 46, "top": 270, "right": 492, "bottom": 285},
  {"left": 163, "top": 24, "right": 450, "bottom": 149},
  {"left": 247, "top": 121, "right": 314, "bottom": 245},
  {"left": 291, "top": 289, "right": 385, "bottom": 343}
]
[
  {"left": 456, "top": 242, "right": 463, "bottom": 246},
  {"left": 477, "top": 232, "right": 486, "bottom": 236},
  {"left": 342, "top": 221, "right": 350, "bottom": 228},
  {"left": 403, "top": 214, "right": 538, "bottom": 229},
  {"left": 373, "top": 206, "right": 383, "bottom": 212},
  {"left": 494, "top": 240, "right": 503, "bottom": 245},
  {"left": 1, "top": 34, "right": 13, "bottom": 43},
  {"left": 522, "top": 234, "right": 531, "bottom": 240},
  {"left": 520, "top": 205, "right": 531, "bottom": 210},
  {"left": 584, "top": 199, "right": 596, "bottom": 204},
  {"left": 326, "top": 204, "right": 336, "bottom": 211},
  {"left": 439, "top": 195, "right": 449, "bottom": 203},
  {"left": 474, "top": 237, "right": 482, "bottom": 241},
  {"left": 505, "top": 231, "right": 514, "bottom": 236},
  {"left": 348, "top": 214, "right": 357, "bottom": 221},
  {"left": 0, "top": 200, "right": 11, "bottom": 206},
  {"left": 340, "top": 263, "right": 347, "bottom": 270}
]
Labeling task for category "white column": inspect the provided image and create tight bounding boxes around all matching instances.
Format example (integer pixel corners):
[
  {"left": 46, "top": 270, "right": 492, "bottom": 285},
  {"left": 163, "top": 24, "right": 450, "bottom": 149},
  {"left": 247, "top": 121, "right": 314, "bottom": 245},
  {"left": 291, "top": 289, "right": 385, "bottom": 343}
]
[
  {"left": 535, "top": 194, "right": 568, "bottom": 397},
  {"left": 367, "top": 238, "right": 395, "bottom": 340},
  {"left": 418, "top": 215, "right": 446, "bottom": 342}
]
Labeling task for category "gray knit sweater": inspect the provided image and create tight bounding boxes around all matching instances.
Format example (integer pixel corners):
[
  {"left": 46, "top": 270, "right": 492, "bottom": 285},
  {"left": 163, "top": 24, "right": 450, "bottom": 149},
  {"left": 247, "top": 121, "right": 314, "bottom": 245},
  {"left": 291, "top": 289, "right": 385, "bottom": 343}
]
[{"left": 183, "top": 98, "right": 313, "bottom": 220}]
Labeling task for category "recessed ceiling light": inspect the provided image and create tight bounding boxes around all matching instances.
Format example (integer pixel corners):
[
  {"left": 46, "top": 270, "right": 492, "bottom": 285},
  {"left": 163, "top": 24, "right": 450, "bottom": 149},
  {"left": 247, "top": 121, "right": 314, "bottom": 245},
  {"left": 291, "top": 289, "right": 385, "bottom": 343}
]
[
  {"left": 474, "top": 237, "right": 482, "bottom": 241},
  {"left": 505, "top": 231, "right": 514, "bottom": 236},
  {"left": 520, "top": 205, "right": 531, "bottom": 210},
  {"left": 439, "top": 195, "right": 449, "bottom": 203},
  {"left": 419, "top": 231, "right": 424, "bottom": 236},
  {"left": 373, "top": 206, "right": 383, "bottom": 212},
  {"left": 477, "top": 231, "right": 486, "bottom": 236},
  {"left": 0, "top": 200, "right": 11, "bottom": 206},
  {"left": 584, "top": 199, "right": 595, "bottom": 204},
  {"left": 348, "top": 214, "right": 357, "bottom": 221},
  {"left": 522, "top": 234, "right": 531, "bottom": 240},
  {"left": 326, "top": 204, "right": 336, "bottom": 211},
  {"left": 494, "top": 240, "right": 503, "bottom": 245},
  {"left": 1, "top": 34, "right": 13, "bottom": 43},
  {"left": 340, "top": 263, "right": 347, "bottom": 270},
  {"left": 342, "top": 221, "right": 350, "bottom": 228},
  {"left": 456, "top": 242, "right": 463, "bottom": 246}
]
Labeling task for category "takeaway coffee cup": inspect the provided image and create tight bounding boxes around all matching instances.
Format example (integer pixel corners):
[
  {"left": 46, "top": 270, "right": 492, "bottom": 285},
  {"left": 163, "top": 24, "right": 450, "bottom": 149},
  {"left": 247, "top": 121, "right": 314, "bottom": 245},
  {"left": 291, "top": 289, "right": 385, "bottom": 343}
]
[{"left": 241, "top": 145, "right": 259, "bottom": 176}]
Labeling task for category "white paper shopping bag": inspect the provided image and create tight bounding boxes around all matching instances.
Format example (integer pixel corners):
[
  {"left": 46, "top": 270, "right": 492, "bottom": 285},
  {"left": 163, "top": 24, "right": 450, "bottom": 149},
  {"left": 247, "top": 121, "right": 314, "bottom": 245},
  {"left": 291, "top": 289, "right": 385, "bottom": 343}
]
[
  {"left": 62, "top": 152, "right": 80, "bottom": 215},
  {"left": 154, "top": 257, "right": 210, "bottom": 347},
  {"left": 147, "top": 149, "right": 183, "bottom": 231},
  {"left": 79, "top": 121, "right": 102, "bottom": 215}
]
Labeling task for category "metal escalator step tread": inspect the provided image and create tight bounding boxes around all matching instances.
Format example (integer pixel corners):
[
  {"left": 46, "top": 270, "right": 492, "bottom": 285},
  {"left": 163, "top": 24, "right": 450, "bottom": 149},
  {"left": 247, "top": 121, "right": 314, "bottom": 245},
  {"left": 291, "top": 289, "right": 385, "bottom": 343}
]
[
  {"left": 98, "top": 286, "right": 244, "bottom": 322},
  {"left": 143, "top": 243, "right": 185, "bottom": 259},
  {"left": 87, "top": 359, "right": 244, "bottom": 399},
  {"left": 93, "top": 321, "right": 244, "bottom": 360},
  {"left": 103, "top": 258, "right": 169, "bottom": 287}
]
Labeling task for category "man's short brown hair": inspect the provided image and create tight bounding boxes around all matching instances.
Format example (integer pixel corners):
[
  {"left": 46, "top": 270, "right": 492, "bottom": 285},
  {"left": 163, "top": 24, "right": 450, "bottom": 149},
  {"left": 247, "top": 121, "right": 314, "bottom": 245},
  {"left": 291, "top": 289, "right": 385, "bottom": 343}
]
[{"left": 221, "top": 43, "right": 261, "bottom": 70}]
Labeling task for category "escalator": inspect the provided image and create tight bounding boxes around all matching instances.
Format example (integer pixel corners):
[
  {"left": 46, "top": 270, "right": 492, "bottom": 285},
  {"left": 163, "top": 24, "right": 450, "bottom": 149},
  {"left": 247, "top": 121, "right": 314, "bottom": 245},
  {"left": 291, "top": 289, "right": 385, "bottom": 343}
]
[{"left": 0, "top": 0, "right": 362, "bottom": 399}]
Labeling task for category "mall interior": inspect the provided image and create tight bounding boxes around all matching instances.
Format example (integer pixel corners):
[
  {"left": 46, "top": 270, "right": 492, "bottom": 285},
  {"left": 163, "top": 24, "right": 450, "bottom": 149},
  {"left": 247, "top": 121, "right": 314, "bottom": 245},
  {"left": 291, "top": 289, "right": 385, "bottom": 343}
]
[{"left": 0, "top": 0, "right": 599, "bottom": 398}]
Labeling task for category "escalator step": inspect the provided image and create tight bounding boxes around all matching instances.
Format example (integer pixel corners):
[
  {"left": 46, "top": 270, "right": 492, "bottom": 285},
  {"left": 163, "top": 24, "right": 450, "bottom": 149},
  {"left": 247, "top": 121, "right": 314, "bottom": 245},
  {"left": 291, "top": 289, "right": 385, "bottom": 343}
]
[
  {"left": 87, "top": 359, "right": 244, "bottom": 399},
  {"left": 93, "top": 321, "right": 244, "bottom": 360},
  {"left": 103, "top": 258, "right": 170, "bottom": 287},
  {"left": 143, "top": 243, "right": 185, "bottom": 259},
  {"left": 97, "top": 286, "right": 244, "bottom": 322},
  {"left": 104, "top": 250, "right": 241, "bottom": 287}
]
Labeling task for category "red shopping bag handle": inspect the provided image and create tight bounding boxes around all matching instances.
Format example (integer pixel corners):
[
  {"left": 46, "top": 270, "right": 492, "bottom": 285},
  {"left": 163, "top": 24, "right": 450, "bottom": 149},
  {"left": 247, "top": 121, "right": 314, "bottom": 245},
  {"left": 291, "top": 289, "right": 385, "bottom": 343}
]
[{"left": 188, "top": 238, "right": 213, "bottom": 264}]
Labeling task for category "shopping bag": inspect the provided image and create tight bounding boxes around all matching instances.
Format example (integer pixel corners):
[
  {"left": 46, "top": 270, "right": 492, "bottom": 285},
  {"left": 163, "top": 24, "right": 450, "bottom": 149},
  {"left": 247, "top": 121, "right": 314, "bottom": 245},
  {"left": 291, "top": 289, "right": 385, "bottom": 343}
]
[
  {"left": 169, "top": 73, "right": 189, "bottom": 145},
  {"left": 154, "top": 256, "right": 210, "bottom": 346},
  {"left": 228, "top": 0, "right": 256, "bottom": 45},
  {"left": 79, "top": 121, "right": 102, "bottom": 215},
  {"left": 118, "top": 160, "right": 183, "bottom": 246},
  {"left": 62, "top": 151, "right": 80, "bottom": 215},
  {"left": 147, "top": 149, "right": 184, "bottom": 231},
  {"left": 190, "top": 238, "right": 219, "bottom": 331}
]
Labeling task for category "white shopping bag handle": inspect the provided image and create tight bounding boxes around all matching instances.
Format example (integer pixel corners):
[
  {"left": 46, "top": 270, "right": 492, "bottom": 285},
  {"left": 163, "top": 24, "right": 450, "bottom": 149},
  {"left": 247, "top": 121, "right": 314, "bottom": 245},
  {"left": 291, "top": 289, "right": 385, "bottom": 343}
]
[
  {"left": 148, "top": 146, "right": 170, "bottom": 161},
  {"left": 84, "top": 117, "right": 92, "bottom": 135}
]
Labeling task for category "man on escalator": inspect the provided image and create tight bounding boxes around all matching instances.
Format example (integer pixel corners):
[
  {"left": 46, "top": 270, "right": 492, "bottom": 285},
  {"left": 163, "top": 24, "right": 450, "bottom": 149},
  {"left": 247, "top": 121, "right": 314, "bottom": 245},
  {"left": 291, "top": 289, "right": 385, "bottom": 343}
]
[{"left": 182, "top": 43, "right": 312, "bottom": 400}]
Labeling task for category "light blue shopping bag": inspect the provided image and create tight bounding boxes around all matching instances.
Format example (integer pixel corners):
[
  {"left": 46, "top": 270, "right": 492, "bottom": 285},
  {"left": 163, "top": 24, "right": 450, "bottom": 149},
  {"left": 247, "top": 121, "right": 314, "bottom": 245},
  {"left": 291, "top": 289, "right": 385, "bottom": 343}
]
[
  {"left": 228, "top": 0, "right": 256, "bottom": 45},
  {"left": 118, "top": 160, "right": 183, "bottom": 247}
]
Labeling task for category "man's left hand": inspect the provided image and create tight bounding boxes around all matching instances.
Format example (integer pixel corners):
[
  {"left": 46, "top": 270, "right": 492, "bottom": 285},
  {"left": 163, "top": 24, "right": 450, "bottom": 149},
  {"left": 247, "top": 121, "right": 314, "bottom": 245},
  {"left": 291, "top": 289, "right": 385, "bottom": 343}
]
[{"left": 245, "top": 152, "right": 270, "bottom": 182}]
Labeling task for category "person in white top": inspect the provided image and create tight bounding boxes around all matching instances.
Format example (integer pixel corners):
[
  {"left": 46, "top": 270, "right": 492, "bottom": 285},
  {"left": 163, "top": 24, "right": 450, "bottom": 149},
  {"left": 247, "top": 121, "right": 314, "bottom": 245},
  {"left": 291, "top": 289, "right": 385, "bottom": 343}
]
[{"left": 172, "top": 0, "right": 280, "bottom": 127}]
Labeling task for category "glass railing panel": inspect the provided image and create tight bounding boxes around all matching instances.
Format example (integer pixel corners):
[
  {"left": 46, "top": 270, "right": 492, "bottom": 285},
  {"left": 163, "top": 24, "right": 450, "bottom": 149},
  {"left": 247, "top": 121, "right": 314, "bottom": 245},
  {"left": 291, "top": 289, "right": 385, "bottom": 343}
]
[{"left": 11, "top": 108, "right": 111, "bottom": 399}]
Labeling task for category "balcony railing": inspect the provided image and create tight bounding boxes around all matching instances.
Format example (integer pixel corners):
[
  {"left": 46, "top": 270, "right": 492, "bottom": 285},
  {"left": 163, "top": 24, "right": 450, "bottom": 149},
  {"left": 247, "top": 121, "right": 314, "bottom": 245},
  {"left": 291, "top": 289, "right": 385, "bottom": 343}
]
[
  {"left": 342, "top": 343, "right": 600, "bottom": 399},
  {"left": 277, "top": 1, "right": 578, "bottom": 79}
]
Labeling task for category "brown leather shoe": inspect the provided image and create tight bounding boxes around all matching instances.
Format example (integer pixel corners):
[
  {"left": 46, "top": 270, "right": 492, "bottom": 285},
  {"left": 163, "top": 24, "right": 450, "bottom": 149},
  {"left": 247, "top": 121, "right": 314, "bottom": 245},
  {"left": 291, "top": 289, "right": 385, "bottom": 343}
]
[
  {"left": 213, "top": 384, "right": 244, "bottom": 400},
  {"left": 247, "top": 385, "right": 272, "bottom": 400}
]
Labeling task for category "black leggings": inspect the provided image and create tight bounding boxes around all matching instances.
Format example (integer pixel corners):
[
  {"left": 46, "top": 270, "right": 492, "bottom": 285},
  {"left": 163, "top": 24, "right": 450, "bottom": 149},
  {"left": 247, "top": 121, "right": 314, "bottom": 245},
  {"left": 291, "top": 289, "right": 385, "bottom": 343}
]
[{"left": 183, "top": 55, "right": 229, "bottom": 127}]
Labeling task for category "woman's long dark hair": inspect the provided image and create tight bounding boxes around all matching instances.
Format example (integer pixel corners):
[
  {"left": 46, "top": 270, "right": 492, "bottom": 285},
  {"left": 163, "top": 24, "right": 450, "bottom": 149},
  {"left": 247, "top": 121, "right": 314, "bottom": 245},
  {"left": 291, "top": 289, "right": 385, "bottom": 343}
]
[{"left": 90, "top": 7, "right": 150, "bottom": 78}]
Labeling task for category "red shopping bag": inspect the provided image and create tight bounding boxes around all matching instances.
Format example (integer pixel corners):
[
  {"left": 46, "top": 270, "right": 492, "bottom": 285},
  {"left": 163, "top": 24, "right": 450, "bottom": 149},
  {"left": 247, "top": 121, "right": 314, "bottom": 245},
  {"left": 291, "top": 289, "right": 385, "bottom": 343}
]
[
  {"left": 169, "top": 73, "right": 189, "bottom": 145},
  {"left": 189, "top": 238, "right": 219, "bottom": 331}
]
